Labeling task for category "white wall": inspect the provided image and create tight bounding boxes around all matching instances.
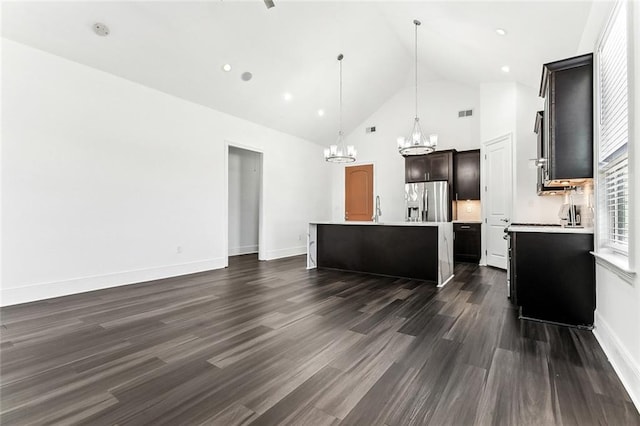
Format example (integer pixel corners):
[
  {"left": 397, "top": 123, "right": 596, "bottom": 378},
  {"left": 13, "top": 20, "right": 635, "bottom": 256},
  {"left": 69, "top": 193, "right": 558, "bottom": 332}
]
[
  {"left": 1, "top": 39, "right": 331, "bottom": 306},
  {"left": 592, "top": 1, "right": 640, "bottom": 410},
  {"left": 513, "top": 83, "right": 565, "bottom": 223},
  {"left": 479, "top": 82, "right": 517, "bottom": 144},
  {"left": 228, "top": 147, "right": 260, "bottom": 256},
  {"left": 479, "top": 81, "right": 565, "bottom": 225},
  {"left": 331, "top": 80, "right": 481, "bottom": 222}
]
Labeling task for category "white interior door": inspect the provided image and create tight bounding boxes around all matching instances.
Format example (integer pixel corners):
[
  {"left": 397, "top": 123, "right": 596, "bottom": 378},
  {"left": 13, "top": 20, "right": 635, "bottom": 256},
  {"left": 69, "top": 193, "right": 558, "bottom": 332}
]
[{"left": 483, "top": 134, "right": 512, "bottom": 269}]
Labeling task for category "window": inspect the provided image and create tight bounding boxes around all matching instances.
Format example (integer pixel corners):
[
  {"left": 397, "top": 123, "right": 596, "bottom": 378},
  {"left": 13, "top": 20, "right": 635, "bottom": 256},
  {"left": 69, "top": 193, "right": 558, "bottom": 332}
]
[{"left": 597, "top": 1, "right": 629, "bottom": 261}]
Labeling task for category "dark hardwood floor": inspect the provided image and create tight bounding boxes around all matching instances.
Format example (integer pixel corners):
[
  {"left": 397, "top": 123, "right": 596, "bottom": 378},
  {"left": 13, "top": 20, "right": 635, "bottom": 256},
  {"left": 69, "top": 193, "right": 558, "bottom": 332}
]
[{"left": 1, "top": 255, "right": 638, "bottom": 425}]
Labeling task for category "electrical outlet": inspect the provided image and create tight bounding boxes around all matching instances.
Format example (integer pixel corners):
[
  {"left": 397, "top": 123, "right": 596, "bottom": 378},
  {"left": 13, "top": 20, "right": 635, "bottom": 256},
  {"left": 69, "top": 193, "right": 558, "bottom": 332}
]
[
  {"left": 466, "top": 206, "right": 472, "bottom": 213},
  {"left": 298, "top": 234, "right": 302, "bottom": 241},
  {"left": 176, "top": 246, "right": 182, "bottom": 254}
]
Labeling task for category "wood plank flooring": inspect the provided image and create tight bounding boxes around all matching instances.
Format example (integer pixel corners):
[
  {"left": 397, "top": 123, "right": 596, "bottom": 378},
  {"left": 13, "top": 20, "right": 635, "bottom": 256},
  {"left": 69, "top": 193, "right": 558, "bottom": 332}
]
[{"left": 1, "top": 255, "right": 638, "bottom": 425}]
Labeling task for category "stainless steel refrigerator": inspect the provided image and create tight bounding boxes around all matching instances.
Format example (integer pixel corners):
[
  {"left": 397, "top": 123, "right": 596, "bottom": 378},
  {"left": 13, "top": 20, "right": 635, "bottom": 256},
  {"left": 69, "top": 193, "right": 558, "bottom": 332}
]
[{"left": 405, "top": 181, "right": 449, "bottom": 222}]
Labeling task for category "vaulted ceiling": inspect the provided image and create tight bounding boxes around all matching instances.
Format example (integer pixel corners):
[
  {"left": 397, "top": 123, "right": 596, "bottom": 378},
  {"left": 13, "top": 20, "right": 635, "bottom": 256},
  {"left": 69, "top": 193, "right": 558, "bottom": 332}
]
[{"left": 2, "top": 1, "right": 604, "bottom": 145}]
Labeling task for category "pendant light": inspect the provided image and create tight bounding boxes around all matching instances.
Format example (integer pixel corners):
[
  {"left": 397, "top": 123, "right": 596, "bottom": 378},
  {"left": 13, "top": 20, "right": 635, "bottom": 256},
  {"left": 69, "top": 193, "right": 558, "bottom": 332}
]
[
  {"left": 397, "top": 19, "right": 438, "bottom": 157},
  {"left": 324, "top": 54, "right": 356, "bottom": 163}
]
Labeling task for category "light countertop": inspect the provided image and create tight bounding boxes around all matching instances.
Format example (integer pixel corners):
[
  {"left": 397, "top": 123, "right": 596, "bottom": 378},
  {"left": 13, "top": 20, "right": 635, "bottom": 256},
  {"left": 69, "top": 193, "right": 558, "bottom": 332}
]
[
  {"left": 507, "top": 225, "right": 594, "bottom": 234},
  {"left": 309, "top": 221, "right": 449, "bottom": 227}
]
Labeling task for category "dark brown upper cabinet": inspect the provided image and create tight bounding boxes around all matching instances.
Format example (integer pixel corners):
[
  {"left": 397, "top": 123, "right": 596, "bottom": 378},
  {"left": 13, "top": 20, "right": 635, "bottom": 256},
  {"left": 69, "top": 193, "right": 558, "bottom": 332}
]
[
  {"left": 539, "top": 53, "right": 593, "bottom": 187},
  {"left": 404, "top": 150, "right": 454, "bottom": 183},
  {"left": 534, "top": 111, "right": 562, "bottom": 196},
  {"left": 453, "top": 149, "right": 480, "bottom": 200}
]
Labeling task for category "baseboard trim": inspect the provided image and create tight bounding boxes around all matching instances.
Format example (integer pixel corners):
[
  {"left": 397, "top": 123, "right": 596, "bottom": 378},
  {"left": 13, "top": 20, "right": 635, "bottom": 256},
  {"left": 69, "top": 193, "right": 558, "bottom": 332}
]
[
  {"left": 264, "top": 246, "right": 306, "bottom": 261},
  {"left": 1, "top": 258, "right": 226, "bottom": 306},
  {"left": 228, "top": 245, "right": 258, "bottom": 256},
  {"left": 437, "top": 274, "right": 455, "bottom": 288},
  {"left": 593, "top": 311, "right": 640, "bottom": 413}
]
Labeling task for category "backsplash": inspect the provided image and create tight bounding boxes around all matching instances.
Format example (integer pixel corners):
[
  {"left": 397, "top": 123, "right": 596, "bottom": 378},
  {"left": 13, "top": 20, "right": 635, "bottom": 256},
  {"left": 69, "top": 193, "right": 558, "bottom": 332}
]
[{"left": 455, "top": 200, "right": 482, "bottom": 222}]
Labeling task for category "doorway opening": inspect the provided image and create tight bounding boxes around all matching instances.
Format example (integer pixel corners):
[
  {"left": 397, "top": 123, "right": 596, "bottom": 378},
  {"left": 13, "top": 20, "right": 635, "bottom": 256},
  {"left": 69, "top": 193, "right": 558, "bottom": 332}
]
[{"left": 227, "top": 145, "right": 264, "bottom": 264}]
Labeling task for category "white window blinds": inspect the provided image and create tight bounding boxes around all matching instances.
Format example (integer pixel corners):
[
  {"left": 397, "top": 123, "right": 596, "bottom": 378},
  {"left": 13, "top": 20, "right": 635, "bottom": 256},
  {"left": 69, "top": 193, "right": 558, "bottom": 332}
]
[
  {"left": 598, "top": 3, "right": 628, "bottom": 163},
  {"left": 604, "top": 157, "right": 628, "bottom": 251},
  {"left": 597, "top": 1, "right": 629, "bottom": 255}
]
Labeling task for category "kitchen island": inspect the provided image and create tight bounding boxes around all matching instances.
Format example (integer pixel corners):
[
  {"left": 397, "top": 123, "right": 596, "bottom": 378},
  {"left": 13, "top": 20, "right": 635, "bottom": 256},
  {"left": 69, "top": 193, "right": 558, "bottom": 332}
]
[{"left": 307, "top": 221, "right": 454, "bottom": 287}]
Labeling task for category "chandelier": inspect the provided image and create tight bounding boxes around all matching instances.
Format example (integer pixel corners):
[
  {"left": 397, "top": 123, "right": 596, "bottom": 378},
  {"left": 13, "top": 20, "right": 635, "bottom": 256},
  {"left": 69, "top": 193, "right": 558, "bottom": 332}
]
[
  {"left": 397, "top": 19, "right": 438, "bottom": 156},
  {"left": 324, "top": 54, "right": 356, "bottom": 163}
]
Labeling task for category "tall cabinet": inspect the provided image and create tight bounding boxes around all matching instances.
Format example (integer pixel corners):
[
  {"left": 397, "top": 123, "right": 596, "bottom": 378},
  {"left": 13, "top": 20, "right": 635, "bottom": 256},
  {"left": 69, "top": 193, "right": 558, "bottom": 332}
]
[
  {"left": 453, "top": 149, "right": 481, "bottom": 264},
  {"left": 453, "top": 149, "right": 480, "bottom": 200},
  {"left": 539, "top": 53, "right": 593, "bottom": 186}
]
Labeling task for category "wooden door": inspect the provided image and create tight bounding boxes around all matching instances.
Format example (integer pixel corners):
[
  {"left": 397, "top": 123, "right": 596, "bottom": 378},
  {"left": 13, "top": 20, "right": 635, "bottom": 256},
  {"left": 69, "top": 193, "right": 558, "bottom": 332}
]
[
  {"left": 345, "top": 164, "right": 373, "bottom": 221},
  {"left": 484, "top": 134, "right": 512, "bottom": 269}
]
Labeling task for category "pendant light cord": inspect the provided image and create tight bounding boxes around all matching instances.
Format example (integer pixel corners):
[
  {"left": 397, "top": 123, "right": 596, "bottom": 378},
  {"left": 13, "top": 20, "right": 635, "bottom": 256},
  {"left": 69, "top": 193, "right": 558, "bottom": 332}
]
[
  {"left": 339, "top": 56, "right": 343, "bottom": 140},
  {"left": 324, "top": 53, "right": 355, "bottom": 162},
  {"left": 414, "top": 20, "right": 419, "bottom": 120}
]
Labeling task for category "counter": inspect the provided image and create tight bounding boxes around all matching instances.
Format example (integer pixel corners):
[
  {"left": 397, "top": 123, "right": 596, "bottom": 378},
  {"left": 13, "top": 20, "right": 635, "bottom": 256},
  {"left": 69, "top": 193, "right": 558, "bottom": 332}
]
[
  {"left": 507, "top": 225, "right": 594, "bottom": 234},
  {"left": 309, "top": 221, "right": 444, "bottom": 227},
  {"left": 307, "top": 221, "right": 454, "bottom": 287},
  {"left": 507, "top": 226, "right": 595, "bottom": 328}
]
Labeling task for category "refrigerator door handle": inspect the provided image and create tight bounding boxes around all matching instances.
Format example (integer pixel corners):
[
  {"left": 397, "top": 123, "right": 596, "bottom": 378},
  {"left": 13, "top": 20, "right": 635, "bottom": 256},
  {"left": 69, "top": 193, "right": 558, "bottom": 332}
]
[{"left": 425, "top": 188, "right": 428, "bottom": 220}]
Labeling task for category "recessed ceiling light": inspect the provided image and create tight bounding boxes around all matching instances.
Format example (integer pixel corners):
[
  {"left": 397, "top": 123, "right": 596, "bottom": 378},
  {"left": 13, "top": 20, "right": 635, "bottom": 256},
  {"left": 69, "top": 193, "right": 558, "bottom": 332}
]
[
  {"left": 93, "top": 23, "right": 110, "bottom": 37},
  {"left": 317, "top": 109, "right": 325, "bottom": 117},
  {"left": 496, "top": 28, "right": 507, "bottom": 36},
  {"left": 241, "top": 72, "right": 253, "bottom": 81},
  {"left": 501, "top": 65, "right": 510, "bottom": 73},
  {"left": 222, "top": 64, "right": 232, "bottom": 72},
  {"left": 283, "top": 92, "right": 292, "bottom": 101}
]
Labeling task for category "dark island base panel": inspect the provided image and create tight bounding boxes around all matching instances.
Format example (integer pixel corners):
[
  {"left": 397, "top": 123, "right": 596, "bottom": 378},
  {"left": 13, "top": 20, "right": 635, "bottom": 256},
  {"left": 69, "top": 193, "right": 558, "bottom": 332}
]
[{"left": 317, "top": 224, "right": 438, "bottom": 282}]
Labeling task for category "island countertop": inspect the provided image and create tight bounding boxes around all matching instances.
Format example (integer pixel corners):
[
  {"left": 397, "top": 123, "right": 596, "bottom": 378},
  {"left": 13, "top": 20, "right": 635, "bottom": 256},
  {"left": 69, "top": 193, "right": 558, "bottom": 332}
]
[{"left": 309, "top": 221, "right": 448, "bottom": 227}]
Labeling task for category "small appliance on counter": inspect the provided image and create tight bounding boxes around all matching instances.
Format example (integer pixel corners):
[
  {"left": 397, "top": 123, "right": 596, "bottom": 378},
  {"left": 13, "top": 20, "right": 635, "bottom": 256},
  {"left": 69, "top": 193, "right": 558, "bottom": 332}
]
[
  {"left": 559, "top": 204, "right": 581, "bottom": 227},
  {"left": 558, "top": 188, "right": 583, "bottom": 227}
]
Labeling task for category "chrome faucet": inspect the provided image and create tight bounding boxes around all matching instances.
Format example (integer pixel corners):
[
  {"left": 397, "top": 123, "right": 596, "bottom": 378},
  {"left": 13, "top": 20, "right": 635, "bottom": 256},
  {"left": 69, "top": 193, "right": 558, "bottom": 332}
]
[{"left": 373, "top": 195, "right": 382, "bottom": 223}]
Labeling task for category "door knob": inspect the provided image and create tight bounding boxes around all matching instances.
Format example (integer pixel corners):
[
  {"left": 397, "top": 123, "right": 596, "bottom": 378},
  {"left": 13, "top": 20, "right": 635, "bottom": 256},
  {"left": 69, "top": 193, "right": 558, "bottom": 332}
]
[{"left": 500, "top": 218, "right": 510, "bottom": 222}]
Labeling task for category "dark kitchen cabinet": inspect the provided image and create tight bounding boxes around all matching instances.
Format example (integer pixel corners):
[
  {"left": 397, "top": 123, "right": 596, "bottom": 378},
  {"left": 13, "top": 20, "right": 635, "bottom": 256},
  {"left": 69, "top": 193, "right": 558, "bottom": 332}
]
[
  {"left": 454, "top": 149, "right": 480, "bottom": 200},
  {"left": 509, "top": 230, "right": 595, "bottom": 328},
  {"left": 404, "top": 150, "right": 454, "bottom": 183},
  {"left": 454, "top": 223, "right": 481, "bottom": 263},
  {"left": 317, "top": 224, "right": 439, "bottom": 282},
  {"left": 405, "top": 156, "right": 429, "bottom": 183},
  {"left": 539, "top": 53, "right": 593, "bottom": 187},
  {"left": 534, "top": 111, "right": 561, "bottom": 195}
]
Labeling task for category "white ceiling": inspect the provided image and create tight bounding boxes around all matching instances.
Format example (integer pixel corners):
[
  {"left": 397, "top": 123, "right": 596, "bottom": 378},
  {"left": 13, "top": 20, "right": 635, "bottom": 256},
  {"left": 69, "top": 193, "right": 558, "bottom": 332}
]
[{"left": 2, "top": 1, "right": 603, "bottom": 145}]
